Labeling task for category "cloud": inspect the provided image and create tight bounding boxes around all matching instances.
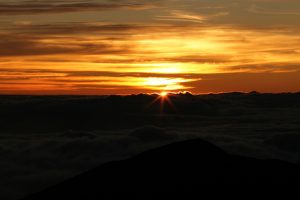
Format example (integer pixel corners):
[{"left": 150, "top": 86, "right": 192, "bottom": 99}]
[
  {"left": 58, "top": 130, "right": 97, "bottom": 139},
  {"left": 157, "top": 10, "right": 208, "bottom": 23},
  {"left": 0, "top": 126, "right": 178, "bottom": 199},
  {"left": 185, "top": 70, "right": 300, "bottom": 93},
  {"left": 249, "top": 4, "right": 300, "bottom": 15},
  {"left": 12, "top": 23, "right": 145, "bottom": 35},
  {"left": 130, "top": 126, "right": 178, "bottom": 142},
  {"left": 1, "top": 64, "right": 300, "bottom": 94},
  {"left": 1, "top": 9, "right": 300, "bottom": 94},
  {"left": 250, "top": 0, "right": 300, "bottom": 2},
  {"left": 0, "top": 1, "right": 155, "bottom": 15},
  {"left": 0, "top": 94, "right": 300, "bottom": 199},
  {"left": 156, "top": 10, "right": 228, "bottom": 23},
  {"left": 0, "top": 33, "right": 133, "bottom": 57},
  {"left": 264, "top": 133, "right": 300, "bottom": 153},
  {"left": 223, "top": 62, "right": 300, "bottom": 73}
]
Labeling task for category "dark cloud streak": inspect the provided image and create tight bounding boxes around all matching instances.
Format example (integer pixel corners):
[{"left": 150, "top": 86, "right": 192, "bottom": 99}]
[
  {"left": 0, "top": 33, "right": 133, "bottom": 57},
  {"left": 0, "top": 1, "right": 154, "bottom": 15}
]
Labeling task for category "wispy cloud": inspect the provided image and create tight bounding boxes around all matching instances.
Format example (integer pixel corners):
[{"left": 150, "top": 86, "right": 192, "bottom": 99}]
[
  {"left": 157, "top": 10, "right": 228, "bottom": 23},
  {"left": 0, "top": 1, "right": 155, "bottom": 15},
  {"left": 249, "top": 4, "right": 300, "bottom": 15},
  {"left": 0, "top": 33, "right": 133, "bottom": 57}
]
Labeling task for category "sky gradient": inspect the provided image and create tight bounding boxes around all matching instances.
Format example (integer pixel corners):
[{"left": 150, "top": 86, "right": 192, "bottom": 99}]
[{"left": 1, "top": 0, "right": 300, "bottom": 94}]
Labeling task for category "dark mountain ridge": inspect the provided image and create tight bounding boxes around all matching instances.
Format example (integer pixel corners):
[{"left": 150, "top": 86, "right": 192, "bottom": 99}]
[{"left": 23, "top": 138, "right": 300, "bottom": 199}]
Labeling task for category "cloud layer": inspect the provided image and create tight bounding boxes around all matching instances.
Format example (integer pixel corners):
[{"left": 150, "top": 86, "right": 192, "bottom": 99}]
[
  {"left": 1, "top": 94, "right": 300, "bottom": 199},
  {"left": 0, "top": 0, "right": 155, "bottom": 15},
  {"left": 0, "top": 0, "right": 300, "bottom": 94}
]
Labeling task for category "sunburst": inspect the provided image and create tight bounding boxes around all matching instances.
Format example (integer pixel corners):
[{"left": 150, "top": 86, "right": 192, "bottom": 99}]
[
  {"left": 160, "top": 91, "right": 168, "bottom": 97},
  {"left": 145, "top": 91, "right": 177, "bottom": 114}
]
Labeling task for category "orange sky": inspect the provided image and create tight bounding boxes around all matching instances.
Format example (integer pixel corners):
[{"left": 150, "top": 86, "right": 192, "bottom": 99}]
[{"left": 1, "top": 0, "right": 300, "bottom": 94}]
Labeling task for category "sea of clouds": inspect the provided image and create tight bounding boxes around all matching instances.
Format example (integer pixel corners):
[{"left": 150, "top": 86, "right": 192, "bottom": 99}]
[
  {"left": 1, "top": 124, "right": 300, "bottom": 200},
  {"left": 1, "top": 93, "right": 300, "bottom": 199}
]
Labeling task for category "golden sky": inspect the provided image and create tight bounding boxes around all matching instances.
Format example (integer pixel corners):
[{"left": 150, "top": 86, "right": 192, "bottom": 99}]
[{"left": 1, "top": 0, "right": 300, "bottom": 94}]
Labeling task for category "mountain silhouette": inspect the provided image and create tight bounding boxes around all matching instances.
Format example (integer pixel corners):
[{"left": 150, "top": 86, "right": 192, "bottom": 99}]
[{"left": 22, "top": 139, "right": 300, "bottom": 199}]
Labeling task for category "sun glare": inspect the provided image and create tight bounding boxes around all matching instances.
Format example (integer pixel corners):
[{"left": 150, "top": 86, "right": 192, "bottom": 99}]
[
  {"left": 160, "top": 91, "right": 168, "bottom": 97},
  {"left": 143, "top": 77, "right": 195, "bottom": 91}
]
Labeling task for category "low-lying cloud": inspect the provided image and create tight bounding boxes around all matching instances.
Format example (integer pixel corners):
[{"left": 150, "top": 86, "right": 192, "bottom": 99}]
[
  {"left": 1, "top": 125, "right": 300, "bottom": 200},
  {"left": 1, "top": 93, "right": 300, "bottom": 199}
]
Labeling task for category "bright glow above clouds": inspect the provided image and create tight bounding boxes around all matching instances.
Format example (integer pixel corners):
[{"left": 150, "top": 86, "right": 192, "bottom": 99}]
[{"left": 0, "top": 0, "right": 300, "bottom": 94}]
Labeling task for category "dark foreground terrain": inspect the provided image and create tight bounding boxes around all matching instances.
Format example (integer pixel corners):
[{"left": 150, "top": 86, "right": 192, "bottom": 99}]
[
  {"left": 1, "top": 92, "right": 300, "bottom": 199},
  {"left": 23, "top": 138, "right": 300, "bottom": 200}
]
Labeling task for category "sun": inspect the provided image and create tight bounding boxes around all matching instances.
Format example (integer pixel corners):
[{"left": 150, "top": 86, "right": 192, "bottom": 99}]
[
  {"left": 145, "top": 91, "right": 176, "bottom": 114},
  {"left": 143, "top": 77, "right": 190, "bottom": 91},
  {"left": 160, "top": 91, "right": 168, "bottom": 97}
]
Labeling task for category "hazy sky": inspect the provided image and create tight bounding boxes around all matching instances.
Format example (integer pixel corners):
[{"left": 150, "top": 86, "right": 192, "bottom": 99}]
[{"left": 1, "top": 0, "right": 300, "bottom": 94}]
